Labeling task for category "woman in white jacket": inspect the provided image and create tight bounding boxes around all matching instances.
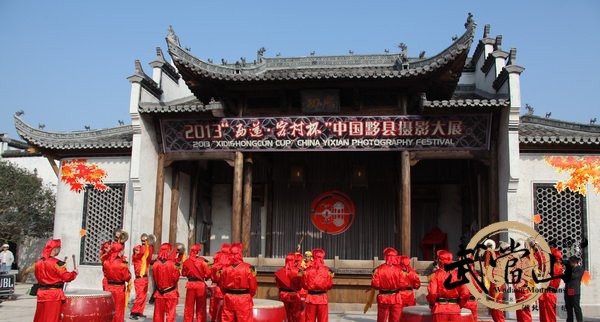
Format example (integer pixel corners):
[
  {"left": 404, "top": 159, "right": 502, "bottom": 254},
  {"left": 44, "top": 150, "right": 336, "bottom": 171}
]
[{"left": 0, "top": 244, "right": 14, "bottom": 273}]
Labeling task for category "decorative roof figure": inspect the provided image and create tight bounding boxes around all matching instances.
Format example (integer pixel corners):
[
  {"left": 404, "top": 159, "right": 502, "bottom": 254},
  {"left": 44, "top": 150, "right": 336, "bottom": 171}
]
[
  {"left": 590, "top": 118, "right": 596, "bottom": 125},
  {"left": 221, "top": 58, "right": 227, "bottom": 65},
  {"left": 525, "top": 104, "right": 534, "bottom": 115},
  {"left": 419, "top": 51, "right": 426, "bottom": 59},
  {"left": 483, "top": 24, "right": 491, "bottom": 38},
  {"left": 257, "top": 47, "right": 266, "bottom": 63},
  {"left": 15, "top": 110, "right": 24, "bottom": 117},
  {"left": 167, "top": 25, "right": 180, "bottom": 47},
  {"left": 465, "top": 12, "right": 474, "bottom": 29}
]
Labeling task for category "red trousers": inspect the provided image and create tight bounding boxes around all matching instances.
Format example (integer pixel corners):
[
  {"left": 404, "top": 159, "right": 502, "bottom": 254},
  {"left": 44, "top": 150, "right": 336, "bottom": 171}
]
[
  {"left": 131, "top": 277, "right": 148, "bottom": 315},
  {"left": 283, "top": 299, "right": 304, "bottom": 322},
  {"left": 516, "top": 307, "right": 532, "bottom": 322},
  {"left": 33, "top": 300, "right": 62, "bottom": 322},
  {"left": 463, "top": 300, "right": 478, "bottom": 322},
  {"left": 305, "top": 303, "right": 328, "bottom": 322},
  {"left": 221, "top": 294, "right": 253, "bottom": 322},
  {"left": 210, "top": 297, "right": 224, "bottom": 322},
  {"left": 539, "top": 292, "right": 557, "bottom": 322},
  {"left": 377, "top": 303, "right": 402, "bottom": 322},
  {"left": 154, "top": 297, "right": 178, "bottom": 322},
  {"left": 431, "top": 303, "right": 462, "bottom": 322},
  {"left": 184, "top": 287, "right": 207, "bottom": 322},
  {"left": 490, "top": 308, "right": 505, "bottom": 322},
  {"left": 106, "top": 284, "right": 126, "bottom": 322}
]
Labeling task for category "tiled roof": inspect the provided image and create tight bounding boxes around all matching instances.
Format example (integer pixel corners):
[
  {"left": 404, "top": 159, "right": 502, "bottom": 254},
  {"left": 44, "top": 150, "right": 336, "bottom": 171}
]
[
  {"left": 15, "top": 115, "right": 133, "bottom": 151},
  {"left": 138, "top": 95, "right": 221, "bottom": 114},
  {"left": 167, "top": 15, "right": 476, "bottom": 83},
  {"left": 421, "top": 96, "right": 509, "bottom": 109},
  {"left": 520, "top": 115, "right": 600, "bottom": 146}
]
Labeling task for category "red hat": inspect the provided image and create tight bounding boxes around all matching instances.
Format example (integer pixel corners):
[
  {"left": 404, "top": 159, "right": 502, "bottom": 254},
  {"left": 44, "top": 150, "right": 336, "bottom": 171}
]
[
  {"left": 383, "top": 247, "right": 398, "bottom": 257},
  {"left": 158, "top": 243, "right": 172, "bottom": 260},
  {"left": 312, "top": 248, "right": 325, "bottom": 259},
  {"left": 190, "top": 244, "right": 202, "bottom": 258},
  {"left": 41, "top": 239, "right": 61, "bottom": 258},
  {"left": 294, "top": 253, "right": 304, "bottom": 264},
  {"left": 109, "top": 242, "right": 124, "bottom": 261},
  {"left": 221, "top": 243, "right": 231, "bottom": 252},
  {"left": 551, "top": 248, "right": 562, "bottom": 263},
  {"left": 438, "top": 250, "right": 453, "bottom": 265},
  {"left": 285, "top": 253, "right": 296, "bottom": 268},
  {"left": 133, "top": 245, "right": 142, "bottom": 252},
  {"left": 229, "top": 243, "right": 243, "bottom": 264},
  {"left": 400, "top": 255, "right": 411, "bottom": 268},
  {"left": 436, "top": 249, "right": 445, "bottom": 259}
]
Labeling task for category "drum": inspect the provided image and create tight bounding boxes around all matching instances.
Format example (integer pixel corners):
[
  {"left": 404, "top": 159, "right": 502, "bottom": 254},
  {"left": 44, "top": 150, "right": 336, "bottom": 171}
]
[
  {"left": 61, "top": 289, "right": 114, "bottom": 322},
  {"left": 401, "top": 305, "right": 474, "bottom": 322},
  {"left": 253, "top": 298, "right": 286, "bottom": 322}
]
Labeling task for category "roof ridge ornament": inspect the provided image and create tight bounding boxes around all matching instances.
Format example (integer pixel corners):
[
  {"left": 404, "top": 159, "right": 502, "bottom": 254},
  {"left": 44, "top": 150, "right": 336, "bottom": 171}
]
[
  {"left": 134, "top": 60, "right": 146, "bottom": 76},
  {"left": 167, "top": 25, "right": 180, "bottom": 47},
  {"left": 508, "top": 48, "right": 517, "bottom": 65},
  {"left": 465, "top": 12, "right": 475, "bottom": 29},
  {"left": 156, "top": 47, "right": 166, "bottom": 62},
  {"left": 483, "top": 24, "right": 491, "bottom": 38},
  {"left": 257, "top": 47, "right": 266, "bottom": 63},
  {"left": 494, "top": 35, "right": 503, "bottom": 51}
]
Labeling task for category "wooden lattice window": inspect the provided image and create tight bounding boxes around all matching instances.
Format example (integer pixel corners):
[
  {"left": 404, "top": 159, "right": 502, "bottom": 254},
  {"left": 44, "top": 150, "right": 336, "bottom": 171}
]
[
  {"left": 80, "top": 184, "right": 126, "bottom": 265},
  {"left": 533, "top": 184, "right": 588, "bottom": 267}
]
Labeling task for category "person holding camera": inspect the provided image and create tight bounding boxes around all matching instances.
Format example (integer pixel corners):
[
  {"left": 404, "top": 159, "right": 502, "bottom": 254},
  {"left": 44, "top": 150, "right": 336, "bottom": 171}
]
[{"left": 562, "top": 255, "right": 584, "bottom": 322}]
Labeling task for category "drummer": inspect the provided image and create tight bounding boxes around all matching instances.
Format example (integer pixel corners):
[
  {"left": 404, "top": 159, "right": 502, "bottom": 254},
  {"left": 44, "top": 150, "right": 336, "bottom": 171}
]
[
  {"left": 33, "top": 239, "right": 78, "bottom": 322},
  {"left": 182, "top": 244, "right": 212, "bottom": 322},
  {"left": 426, "top": 250, "right": 470, "bottom": 322},
  {"left": 218, "top": 243, "right": 257, "bottom": 322},
  {"left": 210, "top": 243, "right": 231, "bottom": 322},
  {"left": 275, "top": 253, "right": 304, "bottom": 322},
  {"left": 302, "top": 248, "right": 333, "bottom": 322},
  {"left": 102, "top": 242, "right": 131, "bottom": 322}
]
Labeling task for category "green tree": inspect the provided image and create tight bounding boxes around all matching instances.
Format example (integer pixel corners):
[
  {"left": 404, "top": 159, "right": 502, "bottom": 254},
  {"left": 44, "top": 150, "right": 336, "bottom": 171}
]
[{"left": 0, "top": 160, "right": 55, "bottom": 243}]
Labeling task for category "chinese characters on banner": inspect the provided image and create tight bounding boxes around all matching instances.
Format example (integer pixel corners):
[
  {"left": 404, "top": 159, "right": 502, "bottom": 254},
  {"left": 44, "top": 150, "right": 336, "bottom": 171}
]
[{"left": 160, "top": 114, "right": 491, "bottom": 152}]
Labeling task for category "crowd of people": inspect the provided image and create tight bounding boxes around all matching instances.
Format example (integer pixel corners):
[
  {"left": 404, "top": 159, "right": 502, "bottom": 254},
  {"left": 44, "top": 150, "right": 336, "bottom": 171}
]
[{"left": 29, "top": 235, "right": 584, "bottom": 322}]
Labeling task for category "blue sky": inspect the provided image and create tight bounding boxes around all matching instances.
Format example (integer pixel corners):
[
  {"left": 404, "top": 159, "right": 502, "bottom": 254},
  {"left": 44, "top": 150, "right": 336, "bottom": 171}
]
[{"left": 1, "top": 1, "right": 599, "bottom": 138}]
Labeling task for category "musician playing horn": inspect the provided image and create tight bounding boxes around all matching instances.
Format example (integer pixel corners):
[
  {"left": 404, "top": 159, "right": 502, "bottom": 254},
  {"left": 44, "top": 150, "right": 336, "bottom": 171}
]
[{"left": 129, "top": 233, "right": 155, "bottom": 320}]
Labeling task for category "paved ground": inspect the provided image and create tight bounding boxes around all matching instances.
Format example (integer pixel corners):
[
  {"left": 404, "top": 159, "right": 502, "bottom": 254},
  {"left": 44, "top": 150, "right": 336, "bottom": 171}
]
[{"left": 2, "top": 283, "right": 599, "bottom": 322}]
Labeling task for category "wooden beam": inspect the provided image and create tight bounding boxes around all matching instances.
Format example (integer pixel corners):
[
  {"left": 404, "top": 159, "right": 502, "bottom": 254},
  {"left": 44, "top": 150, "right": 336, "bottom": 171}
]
[
  {"left": 242, "top": 155, "right": 253, "bottom": 256},
  {"left": 231, "top": 152, "right": 244, "bottom": 243},
  {"left": 169, "top": 167, "right": 181, "bottom": 245},
  {"left": 401, "top": 151, "right": 411, "bottom": 256},
  {"left": 45, "top": 155, "right": 59, "bottom": 178},
  {"left": 410, "top": 150, "right": 487, "bottom": 166},
  {"left": 153, "top": 153, "right": 166, "bottom": 248},
  {"left": 165, "top": 152, "right": 235, "bottom": 167}
]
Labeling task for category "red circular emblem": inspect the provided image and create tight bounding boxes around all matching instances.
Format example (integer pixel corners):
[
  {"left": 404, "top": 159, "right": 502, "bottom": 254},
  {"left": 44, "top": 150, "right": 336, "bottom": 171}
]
[{"left": 310, "top": 190, "right": 355, "bottom": 235}]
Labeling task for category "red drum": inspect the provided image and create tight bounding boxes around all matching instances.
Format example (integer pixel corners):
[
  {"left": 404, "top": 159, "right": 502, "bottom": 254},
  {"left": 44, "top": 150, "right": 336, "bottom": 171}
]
[
  {"left": 253, "top": 299, "right": 286, "bottom": 322},
  {"left": 401, "top": 305, "right": 474, "bottom": 322},
  {"left": 61, "top": 289, "right": 114, "bottom": 322}
]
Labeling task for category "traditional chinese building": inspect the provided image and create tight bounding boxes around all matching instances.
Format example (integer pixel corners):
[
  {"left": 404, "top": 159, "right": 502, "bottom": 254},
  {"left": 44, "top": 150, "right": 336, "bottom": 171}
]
[{"left": 12, "top": 15, "right": 599, "bottom": 314}]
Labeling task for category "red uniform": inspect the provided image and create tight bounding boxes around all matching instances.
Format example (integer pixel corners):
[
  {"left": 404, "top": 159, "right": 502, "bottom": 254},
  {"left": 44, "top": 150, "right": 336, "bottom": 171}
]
[
  {"left": 398, "top": 255, "right": 420, "bottom": 307},
  {"left": 210, "top": 243, "right": 231, "bottom": 322},
  {"left": 302, "top": 248, "right": 333, "bottom": 322},
  {"left": 153, "top": 243, "right": 181, "bottom": 322},
  {"left": 102, "top": 243, "right": 132, "bottom": 322},
  {"left": 539, "top": 249, "right": 564, "bottom": 322},
  {"left": 276, "top": 253, "right": 304, "bottom": 322},
  {"left": 130, "top": 242, "right": 153, "bottom": 318},
  {"left": 100, "top": 241, "right": 111, "bottom": 291},
  {"left": 427, "top": 250, "right": 469, "bottom": 322},
  {"left": 371, "top": 248, "right": 403, "bottom": 322},
  {"left": 219, "top": 243, "right": 257, "bottom": 322},
  {"left": 33, "top": 239, "right": 77, "bottom": 322},
  {"left": 463, "top": 268, "right": 481, "bottom": 322},
  {"left": 182, "top": 244, "right": 212, "bottom": 322}
]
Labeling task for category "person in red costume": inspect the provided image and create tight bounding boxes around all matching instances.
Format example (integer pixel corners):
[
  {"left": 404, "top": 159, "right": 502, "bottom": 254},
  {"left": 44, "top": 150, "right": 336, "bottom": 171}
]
[
  {"left": 427, "top": 250, "right": 470, "bottom": 322},
  {"left": 275, "top": 253, "right": 304, "bottom": 322},
  {"left": 371, "top": 247, "right": 403, "bottom": 322},
  {"left": 538, "top": 248, "right": 564, "bottom": 322},
  {"left": 99, "top": 241, "right": 111, "bottom": 291},
  {"left": 398, "top": 255, "right": 420, "bottom": 308},
  {"left": 182, "top": 244, "right": 212, "bottom": 322},
  {"left": 219, "top": 243, "right": 257, "bottom": 322},
  {"left": 302, "top": 248, "right": 334, "bottom": 322},
  {"left": 210, "top": 243, "right": 231, "bottom": 322},
  {"left": 33, "top": 239, "right": 78, "bottom": 322},
  {"left": 152, "top": 243, "right": 181, "bottom": 322},
  {"left": 102, "top": 242, "right": 131, "bottom": 322},
  {"left": 129, "top": 234, "right": 154, "bottom": 320}
]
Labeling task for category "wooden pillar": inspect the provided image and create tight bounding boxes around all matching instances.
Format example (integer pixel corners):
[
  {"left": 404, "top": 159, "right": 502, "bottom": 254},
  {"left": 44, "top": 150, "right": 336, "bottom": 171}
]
[
  {"left": 265, "top": 183, "right": 273, "bottom": 257},
  {"left": 231, "top": 152, "right": 244, "bottom": 243},
  {"left": 153, "top": 153, "right": 165, "bottom": 247},
  {"left": 242, "top": 155, "right": 253, "bottom": 256},
  {"left": 489, "top": 141, "right": 499, "bottom": 224},
  {"left": 401, "top": 151, "right": 411, "bottom": 256},
  {"left": 169, "top": 167, "right": 181, "bottom": 245}
]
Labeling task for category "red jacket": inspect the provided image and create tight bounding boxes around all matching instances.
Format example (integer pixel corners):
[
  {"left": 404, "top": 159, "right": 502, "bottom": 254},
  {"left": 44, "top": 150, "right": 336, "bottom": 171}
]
[
  {"left": 275, "top": 266, "right": 303, "bottom": 302},
  {"left": 152, "top": 258, "right": 181, "bottom": 298},
  {"left": 34, "top": 257, "right": 77, "bottom": 302},
  {"left": 372, "top": 263, "right": 404, "bottom": 304},
  {"left": 426, "top": 268, "right": 469, "bottom": 305},
  {"left": 302, "top": 265, "right": 333, "bottom": 304},
  {"left": 219, "top": 262, "right": 257, "bottom": 297},
  {"left": 102, "top": 257, "right": 131, "bottom": 285},
  {"left": 132, "top": 244, "right": 154, "bottom": 277},
  {"left": 182, "top": 257, "right": 211, "bottom": 289}
]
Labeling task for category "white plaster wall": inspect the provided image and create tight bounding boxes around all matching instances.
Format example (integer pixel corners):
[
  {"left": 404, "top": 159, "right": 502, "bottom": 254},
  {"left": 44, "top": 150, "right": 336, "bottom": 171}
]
[
  {"left": 3, "top": 156, "right": 58, "bottom": 189},
  {"left": 159, "top": 70, "right": 193, "bottom": 102},
  {"left": 457, "top": 71, "right": 475, "bottom": 86},
  {"left": 517, "top": 153, "right": 600, "bottom": 314},
  {"left": 210, "top": 184, "right": 232, "bottom": 254},
  {"left": 140, "top": 88, "right": 160, "bottom": 104},
  {"left": 53, "top": 156, "right": 132, "bottom": 290}
]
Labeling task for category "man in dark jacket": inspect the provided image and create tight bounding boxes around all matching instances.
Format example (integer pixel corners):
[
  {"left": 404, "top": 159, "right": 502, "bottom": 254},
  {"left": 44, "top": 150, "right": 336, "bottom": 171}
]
[{"left": 562, "top": 256, "right": 584, "bottom": 322}]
